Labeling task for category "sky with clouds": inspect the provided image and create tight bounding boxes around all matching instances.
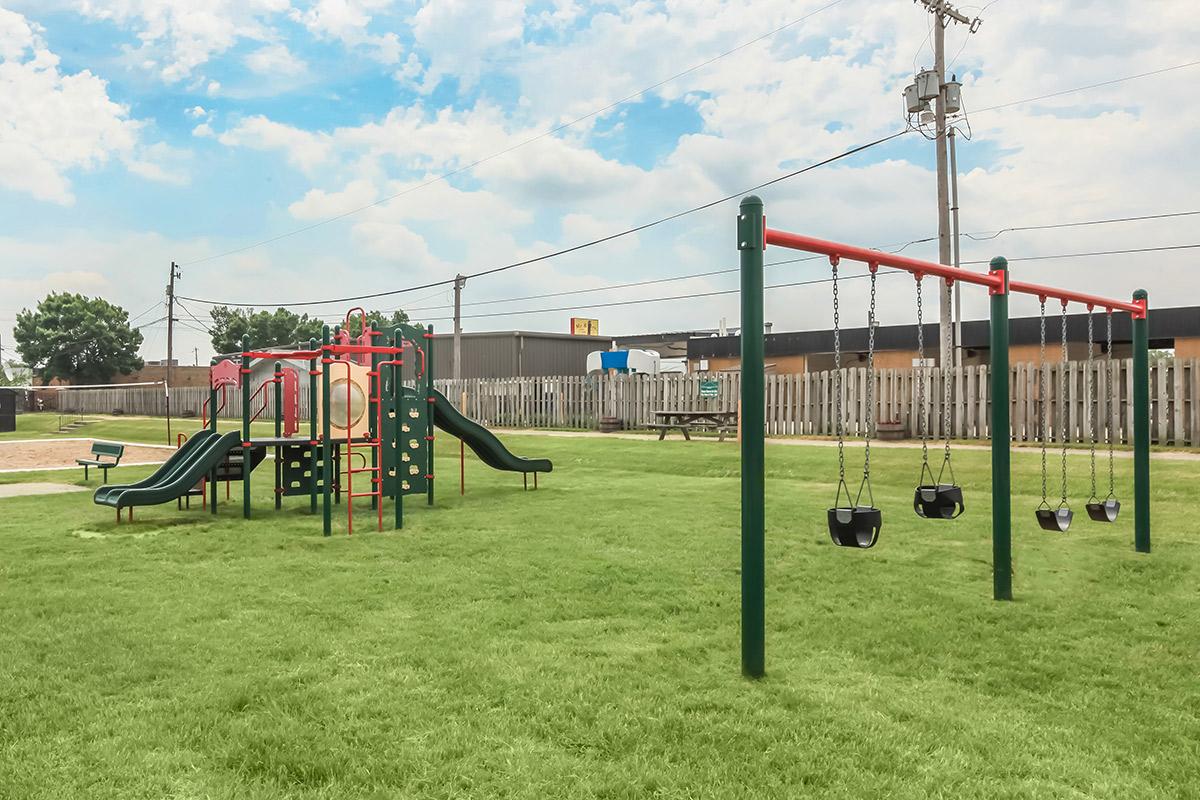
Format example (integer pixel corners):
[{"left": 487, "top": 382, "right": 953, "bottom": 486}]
[{"left": 0, "top": 0, "right": 1197, "bottom": 365}]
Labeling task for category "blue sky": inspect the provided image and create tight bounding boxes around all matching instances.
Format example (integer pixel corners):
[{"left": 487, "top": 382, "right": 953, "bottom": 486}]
[{"left": 1, "top": 0, "right": 1198, "bottom": 365}]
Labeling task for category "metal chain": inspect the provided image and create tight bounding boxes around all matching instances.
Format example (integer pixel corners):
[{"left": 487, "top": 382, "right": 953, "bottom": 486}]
[
  {"left": 1039, "top": 298, "right": 1048, "bottom": 504},
  {"left": 832, "top": 262, "right": 844, "bottom": 482},
  {"left": 1107, "top": 311, "right": 1116, "bottom": 497},
  {"left": 915, "top": 276, "right": 928, "bottom": 465},
  {"left": 1087, "top": 310, "right": 1097, "bottom": 499},
  {"left": 1060, "top": 301, "right": 1069, "bottom": 506},
  {"left": 863, "top": 270, "right": 877, "bottom": 479},
  {"left": 942, "top": 287, "right": 953, "bottom": 460}
]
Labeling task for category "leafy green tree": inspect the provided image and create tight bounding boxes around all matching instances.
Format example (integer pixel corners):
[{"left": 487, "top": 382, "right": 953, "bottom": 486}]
[
  {"left": 208, "top": 307, "right": 410, "bottom": 353},
  {"left": 14, "top": 293, "right": 144, "bottom": 384}
]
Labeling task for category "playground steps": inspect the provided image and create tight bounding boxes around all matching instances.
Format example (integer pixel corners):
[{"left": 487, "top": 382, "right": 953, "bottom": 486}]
[
  {"left": 60, "top": 420, "right": 92, "bottom": 432},
  {"left": 213, "top": 445, "right": 267, "bottom": 482}
]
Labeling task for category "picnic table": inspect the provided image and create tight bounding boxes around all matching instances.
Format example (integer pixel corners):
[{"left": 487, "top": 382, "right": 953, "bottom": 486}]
[{"left": 648, "top": 409, "right": 738, "bottom": 442}]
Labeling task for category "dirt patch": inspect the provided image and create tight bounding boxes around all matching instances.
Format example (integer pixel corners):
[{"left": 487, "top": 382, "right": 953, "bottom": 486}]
[
  {"left": 0, "top": 439, "right": 169, "bottom": 472},
  {"left": 0, "top": 482, "right": 90, "bottom": 498}
]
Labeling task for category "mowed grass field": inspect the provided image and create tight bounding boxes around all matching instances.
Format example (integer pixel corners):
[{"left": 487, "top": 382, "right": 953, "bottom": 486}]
[{"left": 1, "top": 414, "right": 1198, "bottom": 798}]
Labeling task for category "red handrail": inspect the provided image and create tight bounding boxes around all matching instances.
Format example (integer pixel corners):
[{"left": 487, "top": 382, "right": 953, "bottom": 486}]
[{"left": 764, "top": 226, "right": 1145, "bottom": 316}]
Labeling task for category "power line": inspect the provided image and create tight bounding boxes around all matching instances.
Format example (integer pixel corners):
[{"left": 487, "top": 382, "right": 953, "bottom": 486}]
[
  {"left": 403, "top": 208, "right": 1200, "bottom": 313},
  {"left": 178, "top": 0, "right": 847, "bottom": 268},
  {"left": 972, "top": 59, "right": 1200, "bottom": 114},
  {"left": 962, "top": 210, "right": 1200, "bottom": 241},
  {"left": 410, "top": 242, "right": 1200, "bottom": 323},
  {"left": 177, "top": 130, "right": 909, "bottom": 308}
]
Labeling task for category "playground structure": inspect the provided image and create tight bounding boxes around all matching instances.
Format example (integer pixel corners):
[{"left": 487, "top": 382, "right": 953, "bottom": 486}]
[
  {"left": 94, "top": 312, "right": 552, "bottom": 534},
  {"left": 736, "top": 195, "right": 1151, "bottom": 678}
]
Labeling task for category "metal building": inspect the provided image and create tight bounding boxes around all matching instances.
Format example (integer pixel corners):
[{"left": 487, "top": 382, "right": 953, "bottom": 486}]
[{"left": 431, "top": 331, "right": 611, "bottom": 379}]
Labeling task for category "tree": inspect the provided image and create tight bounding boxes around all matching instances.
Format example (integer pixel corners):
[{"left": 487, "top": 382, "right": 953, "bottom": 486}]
[
  {"left": 208, "top": 307, "right": 410, "bottom": 353},
  {"left": 14, "top": 293, "right": 144, "bottom": 384}
]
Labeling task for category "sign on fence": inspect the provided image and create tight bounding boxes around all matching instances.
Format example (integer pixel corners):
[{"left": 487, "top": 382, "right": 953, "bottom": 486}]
[{"left": 699, "top": 379, "right": 720, "bottom": 398}]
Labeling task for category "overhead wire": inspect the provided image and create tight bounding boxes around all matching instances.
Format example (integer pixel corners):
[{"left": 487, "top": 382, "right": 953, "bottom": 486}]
[{"left": 177, "top": 129, "right": 909, "bottom": 308}]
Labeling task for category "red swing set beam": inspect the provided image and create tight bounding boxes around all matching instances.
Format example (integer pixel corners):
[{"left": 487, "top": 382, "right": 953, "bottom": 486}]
[{"left": 763, "top": 228, "right": 1146, "bottom": 317}]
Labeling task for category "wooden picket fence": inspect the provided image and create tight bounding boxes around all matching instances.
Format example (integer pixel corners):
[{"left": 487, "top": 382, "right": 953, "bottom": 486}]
[{"left": 54, "top": 358, "right": 1200, "bottom": 446}]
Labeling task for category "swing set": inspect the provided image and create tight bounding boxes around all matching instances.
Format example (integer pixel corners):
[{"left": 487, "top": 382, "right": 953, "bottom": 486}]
[{"left": 736, "top": 195, "right": 1152, "bottom": 678}]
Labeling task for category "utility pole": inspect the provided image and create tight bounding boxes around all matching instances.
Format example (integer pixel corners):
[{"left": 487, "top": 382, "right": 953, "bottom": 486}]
[
  {"left": 193, "top": 346, "right": 199, "bottom": 367},
  {"left": 452, "top": 274, "right": 466, "bottom": 381},
  {"left": 165, "top": 261, "right": 181, "bottom": 444},
  {"left": 949, "top": 125, "right": 963, "bottom": 366},
  {"left": 914, "top": 0, "right": 978, "bottom": 367}
]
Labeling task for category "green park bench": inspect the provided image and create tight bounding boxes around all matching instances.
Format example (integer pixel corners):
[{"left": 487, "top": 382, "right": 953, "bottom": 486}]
[{"left": 77, "top": 441, "right": 125, "bottom": 482}]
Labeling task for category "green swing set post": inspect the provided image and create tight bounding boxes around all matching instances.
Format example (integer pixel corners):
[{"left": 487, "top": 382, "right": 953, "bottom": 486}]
[
  {"left": 241, "top": 335, "right": 252, "bottom": 519},
  {"left": 738, "top": 195, "right": 766, "bottom": 680},
  {"left": 1132, "top": 289, "right": 1151, "bottom": 553},
  {"left": 989, "top": 258, "right": 1012, "bottom": 600}
]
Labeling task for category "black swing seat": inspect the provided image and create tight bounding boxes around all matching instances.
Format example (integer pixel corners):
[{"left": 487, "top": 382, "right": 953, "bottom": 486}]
[
  {"left": 913, "top": 484, "right": 965, "bottom": 519},
  {"left": 827, "top": 506, "right": 882, "bottom": 549},
  {"left": 1085, "top": 498, "right": 1121, "bottom": 523},
  {"left": 1036, "top": 505, "right": 1073, "bottom": 532}
]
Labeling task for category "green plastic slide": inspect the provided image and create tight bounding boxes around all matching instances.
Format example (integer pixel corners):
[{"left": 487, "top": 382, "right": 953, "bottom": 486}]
[
  {"left": 93, "top": 431, "right": 245, "bottom": 511},
  {"left": 427, "top": 388, "right": 552, "bottom": 474},
  {"left": 93, "top": 429, "right": 216, "bottom": 504}
]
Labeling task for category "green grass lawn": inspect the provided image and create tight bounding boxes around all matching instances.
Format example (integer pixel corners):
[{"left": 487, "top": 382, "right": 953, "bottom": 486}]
[
  {"left": 1, "top": 414, "right": 1198, "bottom": 798},
  {"left": 0, "top": 412, "right": 277, "bottom": 446}
]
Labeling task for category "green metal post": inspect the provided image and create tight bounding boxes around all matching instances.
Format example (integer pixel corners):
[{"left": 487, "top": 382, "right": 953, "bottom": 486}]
[
  {"left": 209, "top": 366, "right": 218, "bottom": 515},
  {"left": 308, "top": 338, "right": 318, "bottom": 515},
  {"left": 274, "top": 360, "right": 282, "bottom": 510},
  {"left": 394, "top": 327, "right": 404, "bottom": 530},
  {"left": 241, "top": 336, "right": 252, "bottom": 519},
  {"left": 321, "top": 325, "right": 332, "bottom": 536},
  {"left": 1132, "top": 289, "right": 1151, "bottom": 553},
  {"left": 988, "top": 257, "right": 1012, "bottom": 600},
  {"left": 738, "top": 195, "right": 765, "bottom": 679},
  {"left": 426, "top": 324, "right": 435, "bottom": 507}
]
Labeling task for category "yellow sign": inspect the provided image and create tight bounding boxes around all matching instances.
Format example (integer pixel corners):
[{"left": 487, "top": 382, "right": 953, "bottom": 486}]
[{"left": 570, "top": 317, "right": 600, "bottom": 336}]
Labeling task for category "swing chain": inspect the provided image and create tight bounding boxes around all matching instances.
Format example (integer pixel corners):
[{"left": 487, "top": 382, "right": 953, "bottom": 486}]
[
  {"left": 1087, "top": 310, "right": 1097, "bottom": 499},
  {"left": 1039, "top": 298, "right": 1048, "bottom": 506},
  {"left": 1060, "top": 300, "right": 1069, "bottom": 507},
  {"left": 863, "top": 269, "right": 877, "bottom": 480},
  {"left": 832, "top": 263, "right": 845, "bottom": 482},
  {"left": 915, "top": 275, "right": 928, "bottom": 466},
  {"left": 1107, "top": 310, "right": 1116, "bottom": 498}
]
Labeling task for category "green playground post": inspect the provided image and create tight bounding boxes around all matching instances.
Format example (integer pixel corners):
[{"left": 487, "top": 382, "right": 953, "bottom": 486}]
[
  {"left": 308, "top": 337, "right": 318, "bottom": 515},
  {"left": 321, "top": 325, "right": 332, "bottom": 536},
  {"left": 426, "top": 324, "right": 435, "bottom": 507},
  {"left": 738, "top": 195, "right": 765, "bottom": 679},
  {"left": 274, "top": 360, "right": 283, "bottom": 511},
  {"left": 394, "top": 327, "right": 405, "bottom": 530},
  {"left": 241, "top": 335, "right": 252, "bottom": 519},
  {"left": 1132, "top": 289, "right": 1151, "bottom": 553},
  {"left": 209, "top": 361, "right": 218, "bottom": 515},
  {"left": 988, "top": 257, "right": 1013, "bottom": 600}
]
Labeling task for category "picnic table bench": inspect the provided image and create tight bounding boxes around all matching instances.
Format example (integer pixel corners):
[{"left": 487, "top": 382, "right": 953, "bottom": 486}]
[
  {"left": 648, "top": 410, "right": 738, "bottom": 442},
  {"left": 77, "top": 441, "right": 125, "bottom": 481}
]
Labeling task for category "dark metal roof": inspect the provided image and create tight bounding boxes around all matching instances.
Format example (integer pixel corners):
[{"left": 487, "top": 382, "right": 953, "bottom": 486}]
[{"left": 688, "top": 306, "right": 1200, "bottom": 358}]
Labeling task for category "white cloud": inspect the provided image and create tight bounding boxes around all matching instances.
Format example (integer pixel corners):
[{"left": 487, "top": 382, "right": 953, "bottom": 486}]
[
  {"left": 217, "top": 115, "right": 334, "bottom": 172},
  {"left": 411, "top": 0, "right": 525, "bottom": 92},
  {"left": 75, "top": 0, "right": 290, "bottom": 83},
  {"left": 192, "top": 122, "right": 214, "bottom": 137},
  {"left": 185, "top": 104, "right": 208, "bottom": 118},
  {"left": 244, "top": 43, "right": 307, "bottom": 76},
  {"left": 0, "top": 8, "right": 143, "bottom": 204},
  {"left": 288, "top": 178, "right": 377, "bottom": 219},
  {"left": 290, "top": 0, "right": 404, "bottom": 64},
  {"left": 206, "top": 79, "right": 221, "bottom": 95}
]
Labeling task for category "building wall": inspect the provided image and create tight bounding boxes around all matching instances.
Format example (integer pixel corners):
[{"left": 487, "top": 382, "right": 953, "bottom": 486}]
[
  {"left": 431, "top": 332, "right": 610, "bottom": 378},
  {"left": 1175, "top": 336, "right": 1200, "bottom": 359},
  {"left": 113, "top": 365, "right": 211, "bottom": 387}
]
